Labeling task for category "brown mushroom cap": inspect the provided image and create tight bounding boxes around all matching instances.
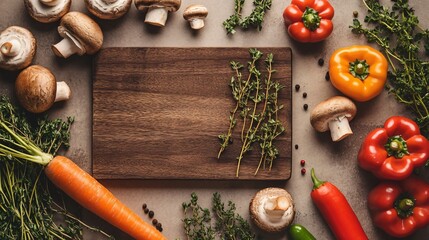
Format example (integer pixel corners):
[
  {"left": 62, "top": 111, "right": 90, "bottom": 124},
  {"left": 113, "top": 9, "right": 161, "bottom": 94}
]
[
  {"left": 15, "top": 65, "right": 56, "bottom": 113},
  {"left": 58, "top": 12, "right": 103, "bottom": 54},
  {"left": 24, "top": 0, "right": 71, "bottom": 23},
  {"left": 310, "top": 96, "right": 357, "bottom": 132},
  {"left": 0, "top": 26, "right": 36, "bottom": 71},
  {"left": 249, "top": 187, "right": 295, "bottom": 232},
  {"left": 85, "top": 0, "right": 132, "bottom": 20},
  {"left": 183, "top": 4, "right": 208, "bottom": 20},
  {"left": 135, "top": 0, "right": 181, "bottom": 11}
]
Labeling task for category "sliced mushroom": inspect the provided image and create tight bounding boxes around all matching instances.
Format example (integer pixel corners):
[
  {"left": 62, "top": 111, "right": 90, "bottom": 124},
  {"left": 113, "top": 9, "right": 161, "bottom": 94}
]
[
  {"left": 135, "top": 0, "right": 181, "bottom": 27},
  {"left": 183, "top": 4, "right": 208, "bottom": 30},
  {"left": 85, "top": 0, "right": 133, "bottom": 20},
  {"left": 24, "top": 0, "right": 71, "bottom": 23},
  {"left": 310, "top": 96, "right": 357, "bottom": 141},
  {"left": 249, "top": 188, "right": 295, "bottom": 232},
  {"left": 15, "top": 65, "right": 71, "bottom": 113},
  {"left": 52, "top": 12, "right": 103, "bottom": 58},
  {"left": 0, "top": 26, "right": 36, "bottom": 71}
]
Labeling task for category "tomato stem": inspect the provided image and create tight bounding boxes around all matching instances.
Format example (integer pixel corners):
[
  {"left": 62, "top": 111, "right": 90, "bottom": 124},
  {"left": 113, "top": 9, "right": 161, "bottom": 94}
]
[{"left": 302, "top": 7, "right": 321, "bottom": 31}]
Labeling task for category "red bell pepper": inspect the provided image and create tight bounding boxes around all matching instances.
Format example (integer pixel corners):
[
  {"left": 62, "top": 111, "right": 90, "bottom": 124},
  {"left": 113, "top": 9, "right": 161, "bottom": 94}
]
[
  {"left": 311, "top": 169, "right": 368, "bottom": 240},
  {"left": 358, "top": 116, "right": 429, "bottom": 180},
  {"left": 282, "top": 0, "right": 334, "bottom": 43},
  {"left": 368, "top": 176, "right": 429, "bottom": 238}
]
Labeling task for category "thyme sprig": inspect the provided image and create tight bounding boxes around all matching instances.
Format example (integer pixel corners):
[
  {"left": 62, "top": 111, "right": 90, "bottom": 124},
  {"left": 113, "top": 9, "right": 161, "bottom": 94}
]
[
  {"left": 182, "top": 192, "right": 255, "bottom": 240},
  {"left": 223, "top": 0, "right": 272, "bottom": 34},
  {"left": 350, "top": 0, "right": 429, "bottom": 136},
  {"left": 218, "top": 49, "right": 285, "bottom": 176}
]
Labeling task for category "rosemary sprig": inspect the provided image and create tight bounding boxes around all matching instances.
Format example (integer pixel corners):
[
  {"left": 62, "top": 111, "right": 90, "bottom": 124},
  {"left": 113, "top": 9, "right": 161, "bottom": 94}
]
[{"left": 350, "top": 0, "right": 429, "bottom": 136}]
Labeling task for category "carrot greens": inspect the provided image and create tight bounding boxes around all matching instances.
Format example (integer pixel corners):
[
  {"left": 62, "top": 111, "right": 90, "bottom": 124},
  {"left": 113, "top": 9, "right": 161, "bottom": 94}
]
[{"left": 0, "top": 96, "right": 112, "bottom": 240}]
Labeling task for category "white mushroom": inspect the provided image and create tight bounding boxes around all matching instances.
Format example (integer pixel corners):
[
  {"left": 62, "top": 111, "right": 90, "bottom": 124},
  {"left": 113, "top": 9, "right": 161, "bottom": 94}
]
[
  {"left": 0, "top": 26, "right": 36, "bottom": 71},
  {"left": 24, "top": 0, "right": 71, "bottom": 23},
  {"left": 310, "top": 96, "right": 357, "bottom": 142},
  {"left": 15, "top": 65, "right": 71, "bottom": 113},
  {"left": 85, "top": 0, "right": 133, "bottom": 20},
  {"left": 183, "top": 4, "right": 208, "bottom": 30},
  {"left": 52, "top": 12, "right": 103, "bottom": 58},
  {"left": 135, "top": 0, "right": 181, "bottom": 27},
  {"left": 249, "top": 188, "right": 295, "bottom": 232}
]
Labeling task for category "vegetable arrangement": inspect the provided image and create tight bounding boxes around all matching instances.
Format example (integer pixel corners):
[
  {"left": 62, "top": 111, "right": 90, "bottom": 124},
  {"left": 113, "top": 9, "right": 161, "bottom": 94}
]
[
  {"left": 283, "top": 0, "right": 334, "bottom": 42},
  {"left": 351, "top": 0, "right": 429, "bottom": 136},
  {"left": 0, "top": 98, "right": 165, "bottom": 239},
  {"left": 217, "top": 49, "right": 285, "bottom": 176},
  {"left": 0, "top": 96, "right": 112, "bottom": 239}
]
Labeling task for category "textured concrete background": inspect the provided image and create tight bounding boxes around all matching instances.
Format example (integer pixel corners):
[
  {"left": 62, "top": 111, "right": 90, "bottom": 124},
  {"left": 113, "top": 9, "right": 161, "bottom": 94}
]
[{"left": 1, "top": 0, "right": 429, "bottom": 239}]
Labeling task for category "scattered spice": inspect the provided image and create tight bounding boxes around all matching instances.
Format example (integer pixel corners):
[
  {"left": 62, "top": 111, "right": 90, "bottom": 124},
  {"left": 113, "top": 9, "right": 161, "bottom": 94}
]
[
  {"left": 325, "top": 71, "right": 330, "bottom": 81},
  {"left": 142, "top": 203, "right": 147, "bottom": 210},
  {"left": 300, "top": 160, "right": 306, "bottom": 166},
  {"left": 152, "top": 219, "right": 158, "bottom": 225},
  {"left": 318, "top": 58, "right": 324, "bottom": 66},
  {"left": 301, "top": 168, "right": 307, "bottom": 175},
  {"left": 295, "top": 144, "right": 299, "bottom": 150},
  {"left": 295, "top": 84, "right": 301, "bottom": 91},
  {"left": 148, "top": 210, "right": 154, "bottom": 218},
  {"left": 144, "top": 208, "right": 149, "bottom": 214},
  {"left": 303, "top": 92, "right": 307, "bottom": 98},
  {"left": 303, "top": 104, "right": 309, "bottom": 111}
]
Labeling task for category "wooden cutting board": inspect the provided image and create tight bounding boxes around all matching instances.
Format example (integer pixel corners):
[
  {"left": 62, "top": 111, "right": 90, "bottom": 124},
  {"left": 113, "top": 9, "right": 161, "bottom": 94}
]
[{"left": 92, "top": 48, "right": 292, "bottom": 180}]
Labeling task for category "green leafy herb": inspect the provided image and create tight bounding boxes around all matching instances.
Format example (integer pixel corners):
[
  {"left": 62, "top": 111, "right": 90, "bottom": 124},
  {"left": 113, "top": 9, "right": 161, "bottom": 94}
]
[
  {"left": 182, "top": 192, "right": 255, "bottom": 240},
  {"left": 223, "top": 0, "right": 272, "bottom": 34},
  {"left": 0, "top": 96, "right": 112, "bottom": 240},
  {"left": 350, "top": 0, "right": 429, "bottom": 136},
  {"left": 218, "top": 49, "right": 285, "bottom": 176}
]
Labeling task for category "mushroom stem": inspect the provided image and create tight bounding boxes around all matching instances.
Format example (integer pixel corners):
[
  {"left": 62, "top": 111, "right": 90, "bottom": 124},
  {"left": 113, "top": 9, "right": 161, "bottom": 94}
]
[
  {"left": 102, "top": 0, "right": 118, "bottom": 3},
  {"left": 189, "top": 18, "right": 205, "bottom": 30},
  {"left": 55, "top": 81, "right": 71, "bottom": 102},
  {"left": 40, "top": 0, "right": 59, "bottom": 6},
  {"left": 145, "top": 7, "right": 169, "bottom": 26},
  {"left": 328, "top": 115, "right": 353, "bottom": 142},
  {"left": 1, "top": 39, "right": 21, "bottom": 57},
  {"left": 264, "top": 196, "right": 290, "bottom": 219},
  {"left": 52, "top": 36, "right": 83, "bottom": 58}
]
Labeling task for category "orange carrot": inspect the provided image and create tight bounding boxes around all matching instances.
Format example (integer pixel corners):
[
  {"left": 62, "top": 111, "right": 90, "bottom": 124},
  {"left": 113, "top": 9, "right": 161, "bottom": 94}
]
[
  {"left": 45, "top": 156, "right": 167, "bottom": 240},
  {"left": 0, "top": 119, "right": 166, "bottom": 240}
]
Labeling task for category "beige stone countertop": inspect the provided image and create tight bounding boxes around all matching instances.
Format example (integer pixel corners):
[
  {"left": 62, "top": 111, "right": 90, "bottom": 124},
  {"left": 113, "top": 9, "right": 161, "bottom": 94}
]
[{"left": 1, "top": 0, "right": 429, "bottom": 239}]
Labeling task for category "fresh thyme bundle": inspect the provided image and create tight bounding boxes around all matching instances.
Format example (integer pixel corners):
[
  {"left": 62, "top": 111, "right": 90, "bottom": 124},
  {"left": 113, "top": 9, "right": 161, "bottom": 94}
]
[
  {"left": 350, "top": 0, "right": 429, "bottom": 136},
  {"left": 181, "top": 192, "right": 255, "bottom": 240},
  {"left": 218, "top": 49, "right": 285, "bottom": 176},
  {"left": 0, "top": 96, "right": 111, "bottom": 240},
  {"left": 223, "top": 0, "right": 272, "bottom": 34}
]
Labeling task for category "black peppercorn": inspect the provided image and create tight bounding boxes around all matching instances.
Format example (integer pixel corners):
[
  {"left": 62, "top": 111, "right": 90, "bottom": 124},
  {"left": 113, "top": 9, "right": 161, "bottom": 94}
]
[
  {"left": 353, "top": 11, "right": 358, "bottom": 18},
  {"left": 303, "top": 92, "right": 307, "bottom": 98},
  {"left": 156, "top": 222, "right": 162, "bottom": 229},
  {"left": 295, "top": 84, "right": 300, "bottom": 91},
  {"left": 294, "top": 144, "right": 298, "bottom": 150},
  {"left": 303, "top": 104, "right": 308, "bottom": 111},
  {"left": 142, "top": 203, "right": 147, "bottom": 210},
  {"left": 152, "top": 219, "right": 158, "bottom": 225},
  {"left": 144, "top": 208, "right": 149, "bottom": 214},
  {"left": 325, "top": 71, "right": 330, "bottom": 81},
  {"left": 148, "top": 210, "right": 154, "bottom": 218},
  {"left": 318, "top": 58, "right": 324, "bottom": 66}
]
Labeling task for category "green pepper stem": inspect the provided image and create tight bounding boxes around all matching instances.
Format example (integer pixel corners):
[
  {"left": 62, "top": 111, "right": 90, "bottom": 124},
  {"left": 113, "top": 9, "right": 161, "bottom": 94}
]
[
  {"left": 385, "top": 135, "right": 409, "bottom": 159},
  {"left": 311, "top": 168, "right": 325, "bottom": 190},
  {"left": 394, "top": 193, "right": 416, "bottom": 219},
  {"left": 302, "top": 7, "right": 321, "bottom": 31}
]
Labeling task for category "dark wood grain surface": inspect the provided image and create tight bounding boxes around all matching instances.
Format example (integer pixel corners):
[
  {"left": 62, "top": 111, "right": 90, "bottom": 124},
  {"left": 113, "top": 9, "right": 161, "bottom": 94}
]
[{"left": 92, "top": 47, "right": 292, "bottom": 180}]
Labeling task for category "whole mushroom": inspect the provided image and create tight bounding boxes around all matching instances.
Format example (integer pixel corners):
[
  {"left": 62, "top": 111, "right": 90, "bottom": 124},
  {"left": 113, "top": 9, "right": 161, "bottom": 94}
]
[
  {"left": 183, "top": 4, "right": 208, "bottom": 30},
  {"left": 52, "top": 12, "right": 103, "bottom": 58},
  {"left": 0, "top": 26, "right": 36, "bottom": 71},
  {"left": 310, "top": 96, "right": 357, "bottom": 142},
  {"left": 135, "top": 0, "right": 181, "bottom": 27},
  {"left": 24, "top": 0, "right": 71, "bottom": 23},
  {"left": 249, "top": 188, "right": 295, "bottom": 232},
  {"left": 85, "top": 0, "right": 133, "bottom": 20},
  {"left": 15, "top": 65, "right": 71, "bottom": 113}
]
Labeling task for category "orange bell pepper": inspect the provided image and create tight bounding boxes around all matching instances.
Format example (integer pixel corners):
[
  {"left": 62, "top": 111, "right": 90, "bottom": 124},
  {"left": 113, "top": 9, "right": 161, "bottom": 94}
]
[{"left": 329, "top": 45, "right": 388, "bottom": 102}]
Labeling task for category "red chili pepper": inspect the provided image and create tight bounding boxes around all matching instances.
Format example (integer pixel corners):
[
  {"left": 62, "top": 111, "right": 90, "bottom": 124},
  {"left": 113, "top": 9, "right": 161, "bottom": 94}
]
[
  {"left": 358, "top": 116, "right": 429, "bottom": 180},
  {"left": 283, "top": 0, "right": 334, "bottom": 43},
  {"left": 310, "top": 168, "right": 368, "bottom": 240},
  {"left": 368, "top": 176, "right": 429, "bottom": 238}
]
